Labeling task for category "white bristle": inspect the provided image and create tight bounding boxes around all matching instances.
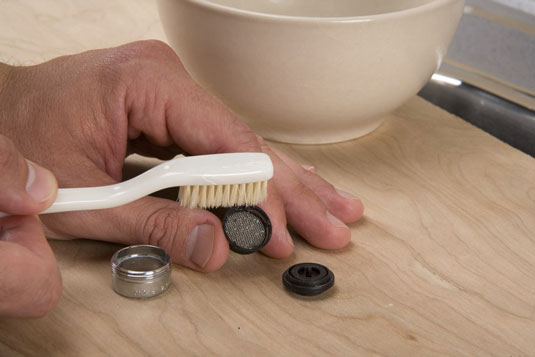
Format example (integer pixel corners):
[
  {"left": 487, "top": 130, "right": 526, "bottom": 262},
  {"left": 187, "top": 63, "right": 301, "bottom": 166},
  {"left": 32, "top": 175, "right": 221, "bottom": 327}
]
[{"left": 178, "top": 181, "right": 269, "bottom": 209}]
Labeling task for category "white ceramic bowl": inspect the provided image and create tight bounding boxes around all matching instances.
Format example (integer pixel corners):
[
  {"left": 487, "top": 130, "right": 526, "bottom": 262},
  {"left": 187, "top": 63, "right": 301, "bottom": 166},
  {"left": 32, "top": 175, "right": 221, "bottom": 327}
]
[{"left": 158, "top": 0, "right": 464, "bottom": 144}]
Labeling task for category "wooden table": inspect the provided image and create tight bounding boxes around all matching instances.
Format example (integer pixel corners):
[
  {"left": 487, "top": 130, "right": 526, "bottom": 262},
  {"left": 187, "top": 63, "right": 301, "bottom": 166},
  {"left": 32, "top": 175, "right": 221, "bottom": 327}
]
[{"left": 1, "top": 1, "right": 534, "bottom": 355}]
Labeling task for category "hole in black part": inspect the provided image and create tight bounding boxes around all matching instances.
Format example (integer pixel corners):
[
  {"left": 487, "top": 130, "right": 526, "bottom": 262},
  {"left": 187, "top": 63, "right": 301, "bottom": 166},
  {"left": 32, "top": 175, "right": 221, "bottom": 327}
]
[{"left": 297, "top": 266, "right": 321, "bottom": 278}]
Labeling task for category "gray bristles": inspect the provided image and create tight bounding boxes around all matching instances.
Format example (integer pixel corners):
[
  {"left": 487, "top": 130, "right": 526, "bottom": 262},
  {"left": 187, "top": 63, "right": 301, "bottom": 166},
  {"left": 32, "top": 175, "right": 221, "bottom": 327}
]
[{"left": 178, "top": 181, "right": 268, "bottom": 209}]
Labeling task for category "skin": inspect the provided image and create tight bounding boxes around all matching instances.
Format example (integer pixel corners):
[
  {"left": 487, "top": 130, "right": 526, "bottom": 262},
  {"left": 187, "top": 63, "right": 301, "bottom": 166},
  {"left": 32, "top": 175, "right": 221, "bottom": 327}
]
[{"left": 0, "top": 40, "right": 363, "bottom": 318}]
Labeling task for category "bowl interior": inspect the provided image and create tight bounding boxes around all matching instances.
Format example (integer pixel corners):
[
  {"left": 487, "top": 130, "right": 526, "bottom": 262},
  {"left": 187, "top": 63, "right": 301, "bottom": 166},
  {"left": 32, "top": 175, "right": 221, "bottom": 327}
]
[{"left": 202, "top": 0, "right": 437, "bottom": 17}]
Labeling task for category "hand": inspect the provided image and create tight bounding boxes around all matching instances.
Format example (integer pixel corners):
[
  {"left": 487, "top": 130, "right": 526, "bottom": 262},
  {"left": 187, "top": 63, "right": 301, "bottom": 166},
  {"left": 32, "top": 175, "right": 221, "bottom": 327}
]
[
  {"left": 0, "top": 40, "right": 363, "bottom": 273},
  {"left": 0, "top": 134, "right": 61, "bottom": 317}
]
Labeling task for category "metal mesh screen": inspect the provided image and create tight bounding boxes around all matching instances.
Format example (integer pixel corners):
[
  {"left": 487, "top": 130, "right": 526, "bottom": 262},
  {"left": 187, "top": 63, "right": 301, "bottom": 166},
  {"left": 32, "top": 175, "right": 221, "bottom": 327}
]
[{"left": 222, "top": 206, "right": 272, "bottom": 254}]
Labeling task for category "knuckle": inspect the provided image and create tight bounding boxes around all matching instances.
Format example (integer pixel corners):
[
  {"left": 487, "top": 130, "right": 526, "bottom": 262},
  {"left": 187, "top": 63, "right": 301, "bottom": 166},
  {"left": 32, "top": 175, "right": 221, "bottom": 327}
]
[
  {"left": 141, "top": 207, "right": 186, "bottom": 257},
  {"left": 200, "top": 103, "right": 260, "bottom": 153},
  {"left": 234, "top": 126, "right": 260, "bottom": 151},
  {"left": 144, "top": 40, "right": 178, "bottom": 60},
  {"left": 308, "top": 171, "right": 335, "bottom": 191},
  {"left": 217, "top": 117, "right": 259, "bottom": 152},
  {"left": 291, "top": 180, "right": 314, "bottom": 203},
  {"left": 124, "top": 40, "right": 179, "bottom": 63},
  {"left": 98, "top": 40, "right": 182, "bottom": 84}
]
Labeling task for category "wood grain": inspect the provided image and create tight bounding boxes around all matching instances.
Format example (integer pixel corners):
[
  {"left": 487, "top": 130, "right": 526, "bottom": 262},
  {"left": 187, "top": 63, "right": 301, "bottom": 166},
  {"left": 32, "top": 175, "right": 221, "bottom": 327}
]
[{"left": 1, "top": 1, "right": 534, "bottom": 355}]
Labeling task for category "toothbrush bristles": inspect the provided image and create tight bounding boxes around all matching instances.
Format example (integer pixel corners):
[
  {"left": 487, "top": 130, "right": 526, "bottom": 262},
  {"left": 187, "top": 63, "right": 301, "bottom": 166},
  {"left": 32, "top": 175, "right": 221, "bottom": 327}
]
[{"left": 178, "top": 181, "right": 268, "bottom": 209}]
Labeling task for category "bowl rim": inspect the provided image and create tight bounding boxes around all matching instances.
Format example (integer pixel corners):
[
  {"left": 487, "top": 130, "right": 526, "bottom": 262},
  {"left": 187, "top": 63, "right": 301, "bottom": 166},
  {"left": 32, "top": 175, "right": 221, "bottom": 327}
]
[{"left": 172, "top": 0, "right": 462, "bottom": 23}]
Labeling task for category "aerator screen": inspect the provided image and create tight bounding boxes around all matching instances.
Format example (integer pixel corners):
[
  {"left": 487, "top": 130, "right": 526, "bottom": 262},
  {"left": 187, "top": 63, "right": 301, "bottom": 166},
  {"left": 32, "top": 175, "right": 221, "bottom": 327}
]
[{"left": 222, "top": 206, "right": 272, "bottom": 254}]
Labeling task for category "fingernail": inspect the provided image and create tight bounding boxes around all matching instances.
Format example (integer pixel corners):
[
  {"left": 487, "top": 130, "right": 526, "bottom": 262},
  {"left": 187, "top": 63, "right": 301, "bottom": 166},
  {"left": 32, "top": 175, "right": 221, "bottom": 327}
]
[
  {"left": 302, "top": 165, "right": 316, "bottom": 173},
  {"left": 336, "top": 188, "right": 360, "bottom": 201},
  {"left": 327, "top": 211, "right": 348, "bottom": 229},
  {"left": 186, "top": 224, "right": 214, "bottom": 268},
  {"left": 25, "top": 161, "right": 57, "bottom": 203}
]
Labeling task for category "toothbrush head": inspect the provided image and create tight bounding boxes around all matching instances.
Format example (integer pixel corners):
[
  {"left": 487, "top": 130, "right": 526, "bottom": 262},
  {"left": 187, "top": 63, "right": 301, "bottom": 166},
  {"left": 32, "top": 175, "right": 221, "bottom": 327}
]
[
  {"left": 178, "top": 181, "right": 268, "bottom": 209},
  {"left": 176, "top": 153, "right": 273, "bottom": 209}
]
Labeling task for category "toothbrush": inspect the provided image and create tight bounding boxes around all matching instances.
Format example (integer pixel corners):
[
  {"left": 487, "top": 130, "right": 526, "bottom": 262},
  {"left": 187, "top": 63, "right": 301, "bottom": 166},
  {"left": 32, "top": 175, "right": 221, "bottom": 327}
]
[{"left": 0, "top": 153, "right": 273, "bottom": 217}]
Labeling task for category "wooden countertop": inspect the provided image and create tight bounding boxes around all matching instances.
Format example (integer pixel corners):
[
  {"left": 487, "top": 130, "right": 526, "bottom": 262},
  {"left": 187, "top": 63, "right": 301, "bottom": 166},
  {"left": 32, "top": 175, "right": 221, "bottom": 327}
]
[{"left": 1, "top": 1, "right": 534, "bottom": 355}]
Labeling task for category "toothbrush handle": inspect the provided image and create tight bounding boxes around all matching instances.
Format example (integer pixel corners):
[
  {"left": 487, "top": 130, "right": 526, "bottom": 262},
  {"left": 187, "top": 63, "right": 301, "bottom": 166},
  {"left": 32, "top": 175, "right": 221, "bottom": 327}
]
[
  {"left": 41, "top": 183, "right": 156, "bottom": 214},
  {"left": 0, "top": 161, "right": 176, "bottom": 217},
  {"left": 0, "top": 180, "right": 164, "bottom": 218},
  {"left": 41, "top": 159, "right": 186, "bottom": 214}
]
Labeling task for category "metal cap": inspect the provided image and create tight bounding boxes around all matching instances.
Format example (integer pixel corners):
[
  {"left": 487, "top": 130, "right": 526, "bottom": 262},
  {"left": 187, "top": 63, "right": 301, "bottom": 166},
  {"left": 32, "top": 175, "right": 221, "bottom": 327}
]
[{"left": 111, "top": 245, "right": 171, "bottom": 299}]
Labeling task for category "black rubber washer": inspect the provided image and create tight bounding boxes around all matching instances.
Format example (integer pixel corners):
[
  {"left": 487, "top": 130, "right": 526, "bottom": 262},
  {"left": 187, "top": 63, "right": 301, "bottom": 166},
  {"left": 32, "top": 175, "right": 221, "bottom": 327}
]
[{"left": 282, "top": 262, "right": 335, "bottom": 296}]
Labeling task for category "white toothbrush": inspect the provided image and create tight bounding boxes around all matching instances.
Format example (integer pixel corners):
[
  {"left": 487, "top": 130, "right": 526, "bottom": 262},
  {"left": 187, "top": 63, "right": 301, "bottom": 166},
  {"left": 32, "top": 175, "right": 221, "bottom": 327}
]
[{"left": 0, "top": 153, "right": 273, "bottom": 217}]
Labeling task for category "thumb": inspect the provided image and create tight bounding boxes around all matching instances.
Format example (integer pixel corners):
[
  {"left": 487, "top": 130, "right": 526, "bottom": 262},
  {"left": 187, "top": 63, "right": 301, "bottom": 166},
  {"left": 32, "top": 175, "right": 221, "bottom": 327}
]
[
  {"left": 0, "top": 135, "right": 58, "bottom": 215},
  {"left": 129, "top": 197, "right": 230, "bottom": 272},
  {"left": 43, "top": 195, "right": 230, "bottom": 272}
]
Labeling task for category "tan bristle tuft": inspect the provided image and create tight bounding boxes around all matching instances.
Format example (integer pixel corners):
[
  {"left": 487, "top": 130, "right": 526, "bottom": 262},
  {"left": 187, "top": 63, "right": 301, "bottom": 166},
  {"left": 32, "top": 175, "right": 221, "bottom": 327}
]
[{"left": 178, "top": 181, "right": 269, "bottom": 209}]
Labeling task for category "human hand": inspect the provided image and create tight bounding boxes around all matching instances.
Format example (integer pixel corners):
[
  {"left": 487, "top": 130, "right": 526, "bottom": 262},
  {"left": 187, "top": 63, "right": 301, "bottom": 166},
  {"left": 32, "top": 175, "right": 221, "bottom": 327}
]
[
  {"left": 0, "top": 134, "right": 61, "bottom": 317},
  {"left": 0, "top": 41, "right": 363, "bottom": 273}
]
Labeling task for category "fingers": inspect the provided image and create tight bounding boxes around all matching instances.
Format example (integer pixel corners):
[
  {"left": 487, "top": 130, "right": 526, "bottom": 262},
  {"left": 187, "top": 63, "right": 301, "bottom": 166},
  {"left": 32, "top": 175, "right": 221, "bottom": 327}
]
[
  {"left": 0, "top": 215, "right": 62, "bottom": 317},
  {"left": 128, "top": 197, "right": 230, "bottom": 272},
  {"left": 261, "top": 144, "right": 357, "bottom": 250},
  {"left": 0, "top": 135, "right": 61, "bottom": 317},
  {"left": 40, "top": 154, "right": 230, "bottom": 272},
  {"left": 42, "top": 193, "right": 230, "bottom": 272},
  {"left": 166, "top": 81, "right": 262, "bottom": 155},
  {"left": 258, "top": 184, "right": 293, "bottom": 258},
  {"left": 115, "top": 41, "right": 262, "bottom": 156},
  {"left": 270, "top": 146, "right": 364, "bottom": 223},
  {"left": 0, "top": 135, "right": 58, "bottom": 215}
]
